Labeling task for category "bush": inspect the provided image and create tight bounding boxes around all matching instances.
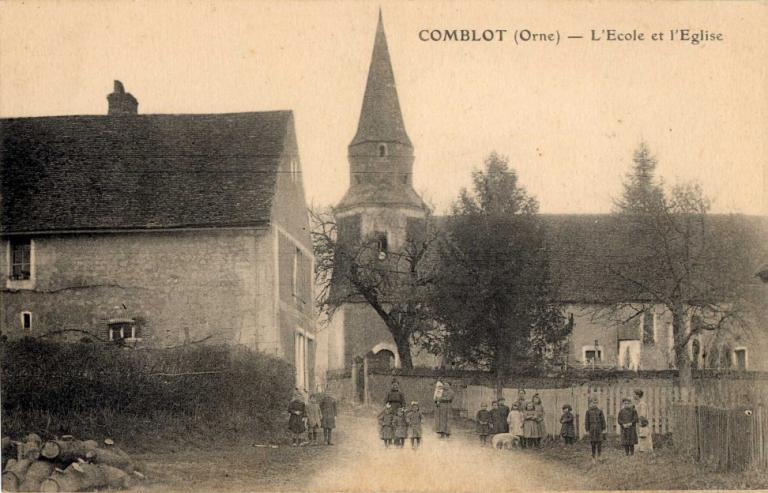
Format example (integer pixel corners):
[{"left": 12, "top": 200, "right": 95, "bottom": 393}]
[{"left": 1, "top": 338, "right": 295, "bottom": 449}]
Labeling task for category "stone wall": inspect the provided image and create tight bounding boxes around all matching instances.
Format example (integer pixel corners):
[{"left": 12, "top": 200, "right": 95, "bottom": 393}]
[{"left": 1, "top": 229, "right": 274, "bottom": 348}]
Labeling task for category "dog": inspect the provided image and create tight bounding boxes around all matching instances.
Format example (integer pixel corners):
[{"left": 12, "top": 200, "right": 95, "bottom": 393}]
[{"left": 490, "top": 433, "right": 520, "bottom": 450}]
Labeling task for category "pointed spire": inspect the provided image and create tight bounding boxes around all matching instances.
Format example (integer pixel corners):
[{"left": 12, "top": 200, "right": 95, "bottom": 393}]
[{"left": 350, "top": 10, "right": 412, "bottom": 148}]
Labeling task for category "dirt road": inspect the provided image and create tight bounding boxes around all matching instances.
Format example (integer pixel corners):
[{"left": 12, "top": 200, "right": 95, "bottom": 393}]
[{"left": 135, "top": 413, "right": 590, "bottom": 492}]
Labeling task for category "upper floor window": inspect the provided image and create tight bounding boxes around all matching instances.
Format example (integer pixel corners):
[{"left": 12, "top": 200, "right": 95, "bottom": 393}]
[
  {"left": 289, "top": 158, "right": 299, "bottom": 183},
  {"left": 10, "top": 238, "right": 31, "bottom": 280},
  {"left": 292, "top": 247, "right": 306, "bottom": 304},
  {"left": 378, "top": 143, "right": 388, "bottom": 157},
  {"left": 642, "top": 310, "right": 655, "bottom": 345}
]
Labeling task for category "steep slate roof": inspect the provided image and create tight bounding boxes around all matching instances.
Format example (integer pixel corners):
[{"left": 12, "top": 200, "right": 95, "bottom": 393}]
[
  {"left": 433, "top": 214, "right": 768, "bottom": 304},
  {"left": 540, "top": 214, "right": 768, "bottom": 303},
  {"left": 349, "top": 11, "right": 412, "bottom": 148},
  {"left": 1, "top": 111, "right": 292, "bottom": 234}
]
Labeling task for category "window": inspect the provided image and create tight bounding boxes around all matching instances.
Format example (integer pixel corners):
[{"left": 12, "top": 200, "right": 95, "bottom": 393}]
[
  {"left": 295, "top": 332, "right": 307, "bottom": 391},
  {"left": 401, "top": 174, "right": 408, "bottom": 184},
  {"left": 21, "top": 311, "right": 32, "bottom": 330},
  {"left": 378, "top": 143, "right": 388, "bottom": 157},
  {"left": 734, "top": 348, "right": 747, "bottom": 371},
  {"left": 108, "top": 320, "right": 140, "bottom": 341},
  {"left": 355, "top": 175, "right": 362, "bottom": 185},
  {"left": 707, "top": 346, "right": 720, "bottom": 369},
  {"left": 289, "top": 158, "right": 299, "bottom": 183},
  {"left": 721, "top": 345, "right": 732, "bottom": 369},
  {"left": 292, "top": 247, "right": 304, "bottom": 303},
  {"left": 10, "top": 238, "right": 31, "bottom": 280},
  {"left": 373, "top": 231, "right": 388, "bottom": 254},
  {"left": 642, "top": 310, "right": 655, "bottom": 344},
  {"left": 582, "top": 345, "right": 603, "bottom": 364},
  {"left": 691, "top": 339, "right": 701, "bottom": 370}
]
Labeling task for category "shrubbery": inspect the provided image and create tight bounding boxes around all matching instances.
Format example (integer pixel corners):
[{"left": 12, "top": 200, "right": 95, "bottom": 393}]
[{"left": 1, "top": 338, "right": 295, "bottom": 450}]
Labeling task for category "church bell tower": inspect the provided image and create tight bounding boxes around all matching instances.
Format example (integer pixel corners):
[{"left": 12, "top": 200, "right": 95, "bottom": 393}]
[{"left": 328, "top": 11, "right": 427, "bottom": 370}]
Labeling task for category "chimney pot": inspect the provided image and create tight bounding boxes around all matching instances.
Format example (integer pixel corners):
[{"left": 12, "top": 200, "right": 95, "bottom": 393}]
[{"left": 107, "top": 80, "right": 138, "bottom": 115}]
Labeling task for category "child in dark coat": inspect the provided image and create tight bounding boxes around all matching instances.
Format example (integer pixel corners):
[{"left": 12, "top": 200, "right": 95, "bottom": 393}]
[
  {"left": 393, "top": 407, "right": 408, "bottom": 448},
  {"left": 560, "top": 404, "right": 576, "bottom": 445},
  {"left": 584, "top": 397, "right": 606, "bottom": 460},
  {"left": 288, "top": 390, "right": 306, "bottom": 447},
  {"left": 476, "top": 403, "right": 493, "bottom": 445},
  {"left": 618, "top": 397, "right": 639, "bottom": 455},
  {"left": 378, "top": 403, "right": 395, "bottom": 448},
  {"left": 406, "top": 401, "right": 423, "bottom": 449}
]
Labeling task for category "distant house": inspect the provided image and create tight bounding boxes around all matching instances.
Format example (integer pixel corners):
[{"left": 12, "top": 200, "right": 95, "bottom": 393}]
[
  {"left": 0, "top": 82, "right": 317, "bottom": 390},
  {"left": 541, "top": 214, "right": 768, "bottom": 372}
]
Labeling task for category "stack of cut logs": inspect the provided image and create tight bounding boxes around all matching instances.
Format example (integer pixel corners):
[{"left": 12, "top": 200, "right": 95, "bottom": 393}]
[{"left": 1, "top": 433, "right": 144, "bottom": 492}]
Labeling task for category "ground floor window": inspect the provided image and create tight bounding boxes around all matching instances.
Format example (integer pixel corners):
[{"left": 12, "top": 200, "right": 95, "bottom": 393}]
[
  {"left": 21, "top": 311, "right": 32, "bottom": 330},
  {"left": 734, "top": 347, "right": 747, "bottom": 370},
  {"left": 582, "top": 345, "right": 603, "bottom": 364}
]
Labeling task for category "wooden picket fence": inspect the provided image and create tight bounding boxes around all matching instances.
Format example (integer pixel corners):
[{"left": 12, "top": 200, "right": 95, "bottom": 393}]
[
  {"left": 463, "top": 376, "right": 768, "bottom": 441},
  {"left": 672, "top": 404, "right": 767, "bottom": 472}
]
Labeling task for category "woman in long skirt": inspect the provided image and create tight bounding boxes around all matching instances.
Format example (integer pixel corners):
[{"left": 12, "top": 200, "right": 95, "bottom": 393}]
[
  {"left": 434, "top": 381, "right": 454, "bottom": 438},
  {"left": 633, "top": 389, "right": 654, "bottom": 452}
]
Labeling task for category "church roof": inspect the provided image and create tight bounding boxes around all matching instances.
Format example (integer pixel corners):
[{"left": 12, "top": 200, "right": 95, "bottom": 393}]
[
  {"left": 1, "top": 111, "right": 292, "bottom": 234},
  {"left": 349, "top": 11, "right": 412, "bottom": 148}
]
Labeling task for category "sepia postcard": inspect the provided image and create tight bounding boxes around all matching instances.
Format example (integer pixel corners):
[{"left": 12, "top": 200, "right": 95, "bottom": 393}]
[{"left": 0, "top": 1, "right": 766, "bottom": 492}]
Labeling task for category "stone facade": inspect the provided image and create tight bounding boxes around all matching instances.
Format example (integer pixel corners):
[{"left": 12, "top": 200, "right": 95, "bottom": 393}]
[{"left": 1, "top": 87, "right": 317, "bottom": 390}]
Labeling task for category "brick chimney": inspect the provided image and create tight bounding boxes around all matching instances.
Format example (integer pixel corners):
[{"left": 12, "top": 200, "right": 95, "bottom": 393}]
[{"left": 107, "top": 80, "right": 138, "bottom": 115}]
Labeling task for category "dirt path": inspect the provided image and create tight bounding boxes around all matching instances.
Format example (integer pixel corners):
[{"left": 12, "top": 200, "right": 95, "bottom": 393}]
[
  {"left": 309, "top": 414, "right": 591, "bottom": 492},
  {"left": 133, "top": 413, "right": 592, "bottom": 492}
]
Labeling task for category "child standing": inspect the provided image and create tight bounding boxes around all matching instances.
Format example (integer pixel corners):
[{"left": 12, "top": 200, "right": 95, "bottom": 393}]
[
  {"left": 523, "top": 402, "right": 541, "bottom": 448},
  {"left": 618, "top": 397, "right": 639, "bottom": 456},
  {"left": 288, "top": 390, "right": 306, "bottom": 447},
  {"left": 394, "top": 407, "right": 409, "bottom": 448},
  {"left": 560, "top": 404, "right": 576, "bottom": 445},
  {"left": 306, "top": 394, "right": 322, "bottom": 445},
  {"left": 319, "top": 392, "right": 337, "bottom": 446},
  {"left": 378, "top": 403, "right": 395, "bottom": 448},
  {"left": 476, "top": 403, "right": 493, "bottom": 445},
  {"left": 507, "top": 403, "right": 525, "bottom": 447},
  {"left": 585, "top": 397, "right": 606, "bottom": 461},
  {"left": 491, "top": 401, "right": 505, "bottom": 435},
  {"left": 406, "top": 401, "right": 423, "bottom": 449}
]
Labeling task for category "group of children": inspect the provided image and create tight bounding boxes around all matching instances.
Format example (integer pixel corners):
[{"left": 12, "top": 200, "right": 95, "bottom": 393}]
[
  {"left": 476, "top": 390, "right": 648, "bottom": 461},
  {"left": 476, "top": 392, "right": 547, "bottom": 448},
  {"left": 288, "top": 389, "right": 337, "bottom": 446},
  {"left": 377, "top": 401, "right": 423, "bottom": 449}
]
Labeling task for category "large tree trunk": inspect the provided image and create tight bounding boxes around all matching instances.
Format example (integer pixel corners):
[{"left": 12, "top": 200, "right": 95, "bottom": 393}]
[
  {"left": 672, "top": 305, "right": 693, "bottom": 395},
  {"left": 392, "top": 330, "right": 413, "bottom": 369}
]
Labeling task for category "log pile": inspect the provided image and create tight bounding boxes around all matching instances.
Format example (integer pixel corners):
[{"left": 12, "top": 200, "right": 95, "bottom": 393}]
[{"left": 1, "top": 435, "right": 144, "bottom": 492}]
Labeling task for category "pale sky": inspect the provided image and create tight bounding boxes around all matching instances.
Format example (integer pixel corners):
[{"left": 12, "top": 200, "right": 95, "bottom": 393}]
[{"left": 1, "top": 1, "right": 766, "bottom": 215}]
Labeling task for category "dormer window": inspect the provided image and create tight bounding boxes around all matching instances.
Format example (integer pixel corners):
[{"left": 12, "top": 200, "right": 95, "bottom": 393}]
[{"left": 378, "top": 143, "right": 388, "bottom": 157}]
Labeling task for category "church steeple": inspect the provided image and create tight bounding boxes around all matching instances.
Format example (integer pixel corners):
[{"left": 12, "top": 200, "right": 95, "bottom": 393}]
[
  {"left": 350, "top": 10, "right": 412, "bottom": 148},
  {"left": 336, "top": 10, "right": 424, "bottom": 214}
]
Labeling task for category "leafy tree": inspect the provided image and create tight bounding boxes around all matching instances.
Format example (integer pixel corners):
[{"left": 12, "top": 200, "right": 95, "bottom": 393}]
[
  {"left": 311, "top": 207, "right": 436, "bottom": 369},
  {"left": 603, "top": 142, "right": 760, "bottom": 385},
  {"left": 426, "top": 153, "right": 568, "bottom": 393}
]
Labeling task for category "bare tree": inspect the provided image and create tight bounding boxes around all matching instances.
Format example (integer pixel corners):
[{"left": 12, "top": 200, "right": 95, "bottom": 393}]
[
  {"left": 311, "top": 207, "right": 437, "bottom": 369},
  {"left": 599, "top": 143, "right": 759, "bottom": 385}
]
